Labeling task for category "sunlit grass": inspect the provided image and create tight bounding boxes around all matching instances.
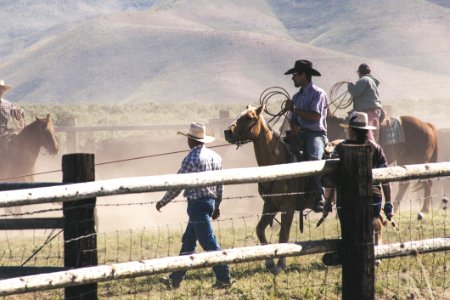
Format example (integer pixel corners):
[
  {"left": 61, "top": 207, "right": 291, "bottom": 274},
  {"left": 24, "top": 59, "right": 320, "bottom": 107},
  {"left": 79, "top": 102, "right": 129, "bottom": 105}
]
[{"left": 0, "top": 208, "right": 447, "bottom": 299}]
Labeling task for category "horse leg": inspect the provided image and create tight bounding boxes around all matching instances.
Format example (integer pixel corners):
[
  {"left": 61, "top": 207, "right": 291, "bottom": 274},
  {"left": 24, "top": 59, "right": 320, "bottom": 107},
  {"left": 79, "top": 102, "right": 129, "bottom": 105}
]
[
  {"left": 373, "top": 217, "right": 383, "bottom": 266},
  {"left": 273, "top": 207, "right": 295, "bottom": 275},
  {"left": 256, "top": 201, "right": 277, "bottom": 273},
  {"left": 393, "top": 182, "right": 409, "bottom": 214},
  {"left": 421, "top": 180, "right": 433, "bottom": 213}
]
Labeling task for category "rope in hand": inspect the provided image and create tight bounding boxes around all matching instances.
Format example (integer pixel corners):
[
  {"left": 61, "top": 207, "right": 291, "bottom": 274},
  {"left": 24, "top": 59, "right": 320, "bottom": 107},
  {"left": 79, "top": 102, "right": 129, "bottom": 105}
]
[
  {"left": 258, "top": 86, "right": 291, "bottom": 128},
  {"left": 328, "top": 81, "right": 352, "bottom": 116}
]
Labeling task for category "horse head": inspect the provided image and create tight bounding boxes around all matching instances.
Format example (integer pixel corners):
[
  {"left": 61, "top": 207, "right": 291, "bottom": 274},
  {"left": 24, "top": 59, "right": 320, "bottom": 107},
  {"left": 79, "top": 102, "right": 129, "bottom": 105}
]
[
  {"left": 224, "top": 105, "right": 265, "bottom": 145},
  {"left": 35, "top": 114, "right": 60, "bottom": 155}
]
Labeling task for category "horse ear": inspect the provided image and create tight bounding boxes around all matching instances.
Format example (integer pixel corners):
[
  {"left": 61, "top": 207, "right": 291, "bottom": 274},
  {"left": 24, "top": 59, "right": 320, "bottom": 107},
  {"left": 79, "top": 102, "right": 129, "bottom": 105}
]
[
  {"left": 246, "top": 103, "right": 251, "bottom": 109},
  {"left": 46, "top": 113, "right": 51, "bottom": 121},
  {"left": 35, "top": 116, "right": 39, "bottom": 121},
  {"left": 256, "top": 105, "right": 265, "bottom": 116}
]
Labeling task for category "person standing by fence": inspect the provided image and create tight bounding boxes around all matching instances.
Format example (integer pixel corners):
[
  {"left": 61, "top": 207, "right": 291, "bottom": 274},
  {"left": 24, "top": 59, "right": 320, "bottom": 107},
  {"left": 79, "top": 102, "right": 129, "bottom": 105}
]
[
  {"left": 330, "top": 112, "right": 394, "bottom": 240},
  {"left": 156, "top": 122, "right": 232, "bottom": 289},
  {"left": 284, "top": 59, "right": 328, "bottom": 213}
]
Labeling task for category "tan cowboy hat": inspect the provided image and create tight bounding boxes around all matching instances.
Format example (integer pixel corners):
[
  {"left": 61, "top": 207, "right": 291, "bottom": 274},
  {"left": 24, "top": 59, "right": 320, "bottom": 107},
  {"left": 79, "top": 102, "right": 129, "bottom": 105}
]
[
  {"left": 178, "top": 122, "right": 216, "bottom": 143},
  {"left": 0, "top": 80, "right": 12, "bottom": 91},
  {"left": 339, "top": 111, "right": 377, "bottom": 130}
]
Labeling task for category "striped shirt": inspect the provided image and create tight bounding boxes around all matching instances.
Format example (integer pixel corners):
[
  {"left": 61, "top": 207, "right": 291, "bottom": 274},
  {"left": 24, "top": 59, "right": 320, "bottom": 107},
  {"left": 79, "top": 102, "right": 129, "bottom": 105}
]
[
  {"left": 288, "top": 82, "right": 328, "bottom": 132},
  {"left": 159, "top": 144, "right": 223, "bottom": 206}
]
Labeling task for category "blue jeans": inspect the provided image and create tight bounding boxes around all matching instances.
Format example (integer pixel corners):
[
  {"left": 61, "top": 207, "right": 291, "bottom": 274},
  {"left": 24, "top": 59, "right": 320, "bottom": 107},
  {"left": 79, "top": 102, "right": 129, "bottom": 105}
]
[
  {"left": 297, "top": 130, "right": 327, "bottom": 200},
  {"left": 170, "top": 197, "right": 230, "bottom": 283}
]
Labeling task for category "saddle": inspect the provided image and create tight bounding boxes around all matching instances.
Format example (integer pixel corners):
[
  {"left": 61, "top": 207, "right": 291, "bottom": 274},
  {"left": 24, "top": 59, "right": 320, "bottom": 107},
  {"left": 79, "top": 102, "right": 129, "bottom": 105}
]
[{"left": 380, "top": 117, "right": 405, "bottom": 145}]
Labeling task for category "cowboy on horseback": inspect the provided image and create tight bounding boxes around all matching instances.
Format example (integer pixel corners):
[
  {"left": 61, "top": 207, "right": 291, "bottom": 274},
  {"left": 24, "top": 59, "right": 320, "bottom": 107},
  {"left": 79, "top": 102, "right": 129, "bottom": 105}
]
[
  {"left": 284, "top": 60, "right": 328, "bottom": 213},
  {"left": 0, "top": 80, "right": 25, "bottom": 135},
  {"left": 347, "top": 63, "right": 384, "bottom": 141}
]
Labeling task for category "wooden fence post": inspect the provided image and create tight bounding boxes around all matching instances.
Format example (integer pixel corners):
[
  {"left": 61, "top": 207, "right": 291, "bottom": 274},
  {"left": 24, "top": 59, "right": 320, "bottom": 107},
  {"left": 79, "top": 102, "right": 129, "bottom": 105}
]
[
  {"left": 339, "top": 144, "right": 374, "bottom": 300},
  {"left": 62, "top": 154, "right": 97, "bottom": 299}
]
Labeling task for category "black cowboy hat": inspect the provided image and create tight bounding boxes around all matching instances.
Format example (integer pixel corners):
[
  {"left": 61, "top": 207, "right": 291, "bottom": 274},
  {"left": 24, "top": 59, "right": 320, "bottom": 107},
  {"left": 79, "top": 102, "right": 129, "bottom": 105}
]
[{"left": 284, "top": 60, "right": 321, "bottom": 76}]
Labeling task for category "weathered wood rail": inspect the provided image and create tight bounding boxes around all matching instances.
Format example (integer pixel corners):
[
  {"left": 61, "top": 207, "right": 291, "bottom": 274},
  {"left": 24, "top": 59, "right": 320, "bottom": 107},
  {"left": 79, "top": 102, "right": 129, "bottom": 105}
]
[
  {"left": 0, "top": 238, "right": 448, "bottom": 297},
  {"left": 0, "top": 161, "right": 449, "bottom": 208}
]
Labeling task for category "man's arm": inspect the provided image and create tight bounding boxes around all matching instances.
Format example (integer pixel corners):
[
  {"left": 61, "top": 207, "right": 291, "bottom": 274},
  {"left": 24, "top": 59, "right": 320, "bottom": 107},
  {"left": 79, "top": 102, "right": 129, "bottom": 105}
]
[
  {"left": 156, "top": 156, "right": 194, "bottom": 211},
  {"left": 347, "top": 79, "right": 367, "bottom": 97},
  {"left": 286, "top": 99, "right": 321, "bottom": 122}
]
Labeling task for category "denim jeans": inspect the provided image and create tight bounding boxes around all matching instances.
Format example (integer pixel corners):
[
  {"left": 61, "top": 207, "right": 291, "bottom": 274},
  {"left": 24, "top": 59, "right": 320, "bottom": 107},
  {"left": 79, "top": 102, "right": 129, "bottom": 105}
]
[
  {"left": 170, "top": 197, "right": 231, "bottom": 283},
  {"left": 296, "top": 130, "right": 328, "bottom": 200}
]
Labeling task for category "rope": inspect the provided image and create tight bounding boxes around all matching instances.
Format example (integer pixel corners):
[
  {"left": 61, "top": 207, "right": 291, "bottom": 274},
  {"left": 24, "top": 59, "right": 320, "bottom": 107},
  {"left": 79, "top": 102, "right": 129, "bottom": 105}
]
[
  {"left": 258, "top": 86, "right": 290, "bottom": 127},
  {"left": 328, "top": 81, "right": 352, "bottom": 116}
]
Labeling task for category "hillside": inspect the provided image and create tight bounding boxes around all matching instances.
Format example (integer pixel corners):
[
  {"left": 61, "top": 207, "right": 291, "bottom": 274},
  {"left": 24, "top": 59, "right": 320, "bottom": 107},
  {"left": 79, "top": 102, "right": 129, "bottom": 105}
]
[{"left": 0, "top": 0, "right": 449, "bottom": 114}]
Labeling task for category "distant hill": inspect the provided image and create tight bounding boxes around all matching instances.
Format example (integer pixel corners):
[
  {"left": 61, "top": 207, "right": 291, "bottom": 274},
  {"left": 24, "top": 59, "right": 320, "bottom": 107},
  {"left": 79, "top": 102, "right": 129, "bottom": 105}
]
[{"left": 0, "top": 0, "right": 449, "bottom": 111}]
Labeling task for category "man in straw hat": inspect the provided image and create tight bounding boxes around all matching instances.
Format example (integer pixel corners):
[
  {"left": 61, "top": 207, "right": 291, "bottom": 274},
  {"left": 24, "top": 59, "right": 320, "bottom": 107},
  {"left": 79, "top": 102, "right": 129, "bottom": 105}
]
[
  {"left": 0, "top": 80, "right": 25, "bottom": 135},
  {"left": 156, "top": 122, "right": 231, "bottom": 289},
  {"left": 284, "top": 59, "right": 328, "bottom": 213},
  {"left": 330, "top": 111, "right": 394, "bottom": 232}
]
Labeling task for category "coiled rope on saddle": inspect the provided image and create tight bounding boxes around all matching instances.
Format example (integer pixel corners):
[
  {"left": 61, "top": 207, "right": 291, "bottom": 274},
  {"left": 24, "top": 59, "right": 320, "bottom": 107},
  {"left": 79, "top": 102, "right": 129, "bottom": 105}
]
[{"left": 328, "top": 81, "right": 352, "bottom": 116}]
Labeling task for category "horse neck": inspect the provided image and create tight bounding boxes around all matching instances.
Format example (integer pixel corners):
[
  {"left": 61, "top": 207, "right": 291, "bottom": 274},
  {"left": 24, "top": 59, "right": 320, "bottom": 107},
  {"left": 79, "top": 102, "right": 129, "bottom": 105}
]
[
  {"left": 252, "top": 116, "right": 286, "bottom": 166},
  {"left": 17, "top": 122, "right": 43, "bottom": 154}
]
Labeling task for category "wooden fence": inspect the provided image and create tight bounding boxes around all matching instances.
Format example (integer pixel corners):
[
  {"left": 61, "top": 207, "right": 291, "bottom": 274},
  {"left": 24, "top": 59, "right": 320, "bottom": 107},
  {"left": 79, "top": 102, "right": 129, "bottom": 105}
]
[
  {"left": 55, "top": 111, "right": 234, "bottom": 153},
  {"left": 0, "top": 149, "right": 449, "bottom": 299}
]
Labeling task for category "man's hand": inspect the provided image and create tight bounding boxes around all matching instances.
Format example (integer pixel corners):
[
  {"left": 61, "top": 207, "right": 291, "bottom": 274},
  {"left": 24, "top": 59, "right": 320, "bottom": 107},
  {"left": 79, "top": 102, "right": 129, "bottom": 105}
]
[
  {"left": 156, "top": 201, "right": 164, "bottom": 212},
  {"left": 290, "top": 123, "right": 301, "bottom": 135},
  {"left": 383, "top": 202, "right": 394, "bottom": 221},
  {"left": 212, "top": 208, "right": 220, "bottom": 220},
  {"left": 285, "top": 99, "right": 294, "bottom": 112}
]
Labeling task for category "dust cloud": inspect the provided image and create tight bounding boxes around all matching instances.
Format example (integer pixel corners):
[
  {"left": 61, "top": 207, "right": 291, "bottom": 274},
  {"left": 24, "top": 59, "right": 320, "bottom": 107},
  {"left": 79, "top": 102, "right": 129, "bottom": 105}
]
[
  {"left": 29, "top": 134, "right": 263, "bottom": 233},
  {"left": 24, "top": 119, "right": 450, "bottom": 234}
]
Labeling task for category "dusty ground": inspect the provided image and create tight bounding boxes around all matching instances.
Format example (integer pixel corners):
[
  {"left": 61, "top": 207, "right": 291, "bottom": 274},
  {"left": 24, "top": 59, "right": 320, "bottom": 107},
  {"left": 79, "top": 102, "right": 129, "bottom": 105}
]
[{"left": 26, "top": 121, "right": 450, "bottom": 234}]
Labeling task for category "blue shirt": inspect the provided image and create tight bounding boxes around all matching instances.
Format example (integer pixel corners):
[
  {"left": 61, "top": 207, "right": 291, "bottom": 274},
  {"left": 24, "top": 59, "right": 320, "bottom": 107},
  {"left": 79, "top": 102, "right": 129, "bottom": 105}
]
[
  {"left": 289, "top": 82, "right": 328, "bottom": 132},
  {"left": 159, "top": 144, "right": 223, "bottom": 206}
]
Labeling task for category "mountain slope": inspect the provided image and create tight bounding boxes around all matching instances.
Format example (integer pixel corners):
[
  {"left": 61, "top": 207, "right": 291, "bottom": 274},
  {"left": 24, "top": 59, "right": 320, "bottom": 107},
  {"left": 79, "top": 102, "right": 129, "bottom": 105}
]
[
  {"left": 0, "top": 0, "right": 449, "bottom": 107},
  {"left": 269, "top": 0, "right": 450, "bottom": 76}
]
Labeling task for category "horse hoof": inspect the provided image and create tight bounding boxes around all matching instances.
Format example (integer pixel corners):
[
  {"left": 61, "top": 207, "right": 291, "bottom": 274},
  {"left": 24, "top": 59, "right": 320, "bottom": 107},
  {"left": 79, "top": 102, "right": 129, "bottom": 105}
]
[
  {"left": 417, "top": 212, "right": 424, "bottom": 220},
  {"left": 375, "top": 259, "right": 382, "bottom": 266},
  {"left": 265, "top": 259, "right": 275, "bottom": 272}
]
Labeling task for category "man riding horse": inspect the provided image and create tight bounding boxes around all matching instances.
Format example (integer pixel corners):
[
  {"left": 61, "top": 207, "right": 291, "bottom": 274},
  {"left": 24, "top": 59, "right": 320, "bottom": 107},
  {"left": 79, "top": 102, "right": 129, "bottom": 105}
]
[{"left": 284, "top": 60, "right": 328, "bottom": 213}]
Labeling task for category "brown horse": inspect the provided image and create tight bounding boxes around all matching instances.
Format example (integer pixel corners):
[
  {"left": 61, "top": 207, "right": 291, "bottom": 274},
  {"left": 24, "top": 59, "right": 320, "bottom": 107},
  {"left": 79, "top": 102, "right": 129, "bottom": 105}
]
[
  {"left": 0, "top": 114, "right": 59, "bottom": 182},
  {"left": 327, "top": 114, "right": 438, "bottom": 213},
  {"left": 224, "top": 105, "right": 320, "bottom": 274}
]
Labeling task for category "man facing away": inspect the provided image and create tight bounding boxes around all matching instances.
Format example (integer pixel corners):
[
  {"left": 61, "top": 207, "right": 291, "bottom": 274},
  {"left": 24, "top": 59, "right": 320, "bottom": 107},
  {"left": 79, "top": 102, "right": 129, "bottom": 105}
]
[
  {"left": 284, "top": 59, "right": 328, "bottom": 213},
  {"left": 156, "top": 122, "right": 231, "bottom": 289},
  {"left": 347, "top": 63, "right": 383, "bottom": 141}
]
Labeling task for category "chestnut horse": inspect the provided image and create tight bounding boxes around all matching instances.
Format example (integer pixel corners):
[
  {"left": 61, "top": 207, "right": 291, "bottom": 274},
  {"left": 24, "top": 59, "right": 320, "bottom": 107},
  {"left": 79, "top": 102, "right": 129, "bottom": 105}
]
[
  {"left": 224, "top": 105, "right": 322, "bottom": 274},
  {"left": 327, "top": 114, "right": 438, "bottom": 213},
  {"left": 0, "top": 114, "right": 59, "bottom": 214}
]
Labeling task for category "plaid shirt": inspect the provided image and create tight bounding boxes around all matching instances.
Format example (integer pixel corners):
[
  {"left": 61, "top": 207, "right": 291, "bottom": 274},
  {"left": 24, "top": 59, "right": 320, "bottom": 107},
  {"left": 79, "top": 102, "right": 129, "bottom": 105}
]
[
  {"left": 0, "top": 98, "right": 24, "bottom": 128},
  {"left": 159, "top": 144, "right": 223, "bottom": 206}
]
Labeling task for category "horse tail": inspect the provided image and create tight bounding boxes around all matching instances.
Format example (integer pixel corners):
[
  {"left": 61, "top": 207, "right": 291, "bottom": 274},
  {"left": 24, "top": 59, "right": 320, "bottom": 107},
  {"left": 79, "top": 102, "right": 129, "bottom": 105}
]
[{"left": 428, "top": 122, "right": 438, "bottom": 163}]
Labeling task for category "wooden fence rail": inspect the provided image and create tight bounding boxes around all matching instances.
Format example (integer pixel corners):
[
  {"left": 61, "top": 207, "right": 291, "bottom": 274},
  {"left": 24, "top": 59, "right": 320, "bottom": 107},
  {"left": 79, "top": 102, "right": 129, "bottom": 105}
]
[
  {"left": 0, "top": 161, "right": 449, "bottom": 208},
  {"left": 0, "top": 238, "right": 448, "bottom": 297}
]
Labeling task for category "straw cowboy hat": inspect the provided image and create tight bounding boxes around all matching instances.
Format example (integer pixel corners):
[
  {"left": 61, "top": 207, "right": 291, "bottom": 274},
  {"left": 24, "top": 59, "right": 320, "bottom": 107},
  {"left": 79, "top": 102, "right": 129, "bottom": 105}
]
[
  {"left": 0, "top": 80, "right": 12, "bottom": 91},
  {"left": 178, "top": 122, "right": 216, "bottom": 143},
  {"left": 339, "top": 111, "right": 377, "bottom": 130},
  {"left": 284, "top": 59, "right": 321, "bottom": 76}
]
